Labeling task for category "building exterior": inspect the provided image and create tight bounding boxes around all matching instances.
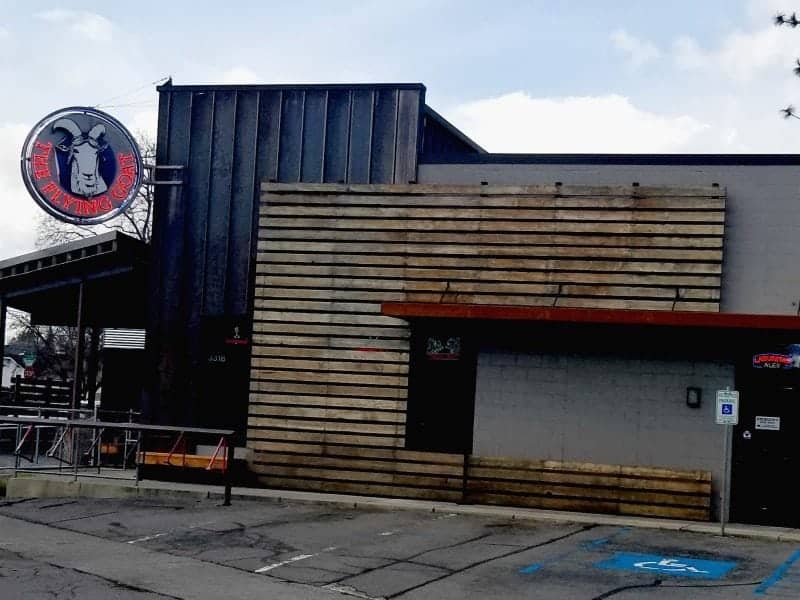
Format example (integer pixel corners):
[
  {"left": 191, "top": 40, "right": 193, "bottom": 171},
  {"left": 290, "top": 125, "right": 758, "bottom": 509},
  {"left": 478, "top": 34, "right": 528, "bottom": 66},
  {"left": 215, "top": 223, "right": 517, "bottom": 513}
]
[{"left": 24, "top": 81, "right": 799, "bottom": 526}]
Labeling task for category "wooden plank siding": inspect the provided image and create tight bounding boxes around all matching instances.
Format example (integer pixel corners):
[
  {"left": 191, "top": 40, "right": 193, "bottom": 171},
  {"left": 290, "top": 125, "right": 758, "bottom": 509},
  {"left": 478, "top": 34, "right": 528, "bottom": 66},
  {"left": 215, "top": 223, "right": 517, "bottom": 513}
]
[
  {"left": 248, "top": 182, "right": 725, "bottom": 516},
  {"left": 464, "top": 457, "right": 712, "bottom": 520}
]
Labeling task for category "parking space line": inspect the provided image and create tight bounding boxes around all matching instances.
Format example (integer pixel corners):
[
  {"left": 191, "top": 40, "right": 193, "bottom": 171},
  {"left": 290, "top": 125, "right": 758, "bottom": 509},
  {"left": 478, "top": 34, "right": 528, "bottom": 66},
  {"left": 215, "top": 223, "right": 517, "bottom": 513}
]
[
  {"left": 755, "top": 548, "right": 800, "bottom": 596},
  {"left": 126, "top": 532, "right": 167, "bottom": 544},
  {"left": 255, "top": 546, "right": 337, "bottom": 573}
]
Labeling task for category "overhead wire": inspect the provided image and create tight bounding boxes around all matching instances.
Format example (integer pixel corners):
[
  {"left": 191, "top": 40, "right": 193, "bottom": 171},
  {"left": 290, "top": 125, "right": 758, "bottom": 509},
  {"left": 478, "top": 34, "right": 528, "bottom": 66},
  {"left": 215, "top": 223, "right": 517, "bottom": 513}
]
[{"left": 93, "top": 75, "right": 170, "bottom": 109}]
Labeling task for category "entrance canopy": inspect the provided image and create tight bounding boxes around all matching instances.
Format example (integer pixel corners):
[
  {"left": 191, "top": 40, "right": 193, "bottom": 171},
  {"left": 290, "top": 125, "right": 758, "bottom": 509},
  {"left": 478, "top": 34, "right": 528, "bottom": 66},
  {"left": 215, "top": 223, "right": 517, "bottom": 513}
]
[
  {"left": 0, "top": 231, "right": 148, "bottom": 408},
  {"left": 0, "top": 231, "right": 147, "bottom": 328}
]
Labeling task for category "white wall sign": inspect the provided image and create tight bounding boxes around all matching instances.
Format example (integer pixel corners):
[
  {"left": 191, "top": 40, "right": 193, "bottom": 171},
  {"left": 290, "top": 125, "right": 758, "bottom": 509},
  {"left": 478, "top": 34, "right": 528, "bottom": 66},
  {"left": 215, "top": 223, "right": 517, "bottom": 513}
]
[
  {"left": 715, "top": 390, "right": 739, "bottom": 425},
  {"left": 755, "top": 416, "right": 780, "bottom": 431}
]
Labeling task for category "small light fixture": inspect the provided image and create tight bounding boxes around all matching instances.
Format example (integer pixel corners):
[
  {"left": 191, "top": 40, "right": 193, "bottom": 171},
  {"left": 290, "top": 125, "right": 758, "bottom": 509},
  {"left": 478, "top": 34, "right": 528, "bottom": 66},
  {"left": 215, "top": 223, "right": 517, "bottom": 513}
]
[{"left": 686, "top": 387, "right": 702, "bottom": 409}]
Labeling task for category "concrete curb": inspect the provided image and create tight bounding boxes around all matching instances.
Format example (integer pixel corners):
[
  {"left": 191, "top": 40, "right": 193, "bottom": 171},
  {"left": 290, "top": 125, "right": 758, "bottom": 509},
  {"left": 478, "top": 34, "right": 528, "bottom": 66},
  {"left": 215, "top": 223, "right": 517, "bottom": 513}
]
[{"left": 6, "top": 473, "right": 800, "bottom": 543}]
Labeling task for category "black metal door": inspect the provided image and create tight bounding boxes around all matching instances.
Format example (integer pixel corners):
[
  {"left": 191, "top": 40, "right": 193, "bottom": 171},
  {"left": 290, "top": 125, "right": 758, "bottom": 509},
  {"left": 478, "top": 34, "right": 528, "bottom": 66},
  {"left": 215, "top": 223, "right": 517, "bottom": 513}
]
[
  {"left": 405, "top": 328, "right": 477, "bottom": 454},
  {"left": 731, "top": 370, "right": 800, "bottom": 527},
  {"left": 198, "top": 315, "right": 251, "bottom": 441}
]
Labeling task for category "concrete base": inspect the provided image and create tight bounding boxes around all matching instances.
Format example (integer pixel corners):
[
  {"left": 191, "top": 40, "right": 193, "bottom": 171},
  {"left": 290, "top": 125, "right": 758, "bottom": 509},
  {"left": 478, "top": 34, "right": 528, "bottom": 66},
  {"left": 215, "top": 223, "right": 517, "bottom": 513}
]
[{"left": 5, "top": 474, "right": 215, "bottom": 502}]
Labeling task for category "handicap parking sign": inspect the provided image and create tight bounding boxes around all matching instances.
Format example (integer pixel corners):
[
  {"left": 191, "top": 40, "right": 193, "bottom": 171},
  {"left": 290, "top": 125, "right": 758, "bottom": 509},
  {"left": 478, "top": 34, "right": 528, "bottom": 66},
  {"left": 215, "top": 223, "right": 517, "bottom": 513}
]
[
  {"left": 716, "top": 390, "right": 739, "bottom": 425},
  {"left": 596, "top": 552, "right": 737, "bottom": 579}
]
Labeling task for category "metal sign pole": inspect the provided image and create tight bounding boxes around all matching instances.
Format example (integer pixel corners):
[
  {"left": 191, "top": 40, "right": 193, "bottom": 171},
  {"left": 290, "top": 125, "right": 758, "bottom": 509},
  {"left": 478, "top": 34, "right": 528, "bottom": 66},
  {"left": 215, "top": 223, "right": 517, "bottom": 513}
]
[
  {"left": 715, "top": 387, "right": 739, "bottom": 537},
  {"left": 721, "top": 423, "right": 732, "bottom": 536}
]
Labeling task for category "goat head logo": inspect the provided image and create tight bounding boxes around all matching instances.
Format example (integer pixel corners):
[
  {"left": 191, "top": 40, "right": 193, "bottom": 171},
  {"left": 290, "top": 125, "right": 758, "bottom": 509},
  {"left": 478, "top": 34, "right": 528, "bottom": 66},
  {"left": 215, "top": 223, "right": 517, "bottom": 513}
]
[{"left": 53, "top": 118, "right": 110, "bottom": 198}]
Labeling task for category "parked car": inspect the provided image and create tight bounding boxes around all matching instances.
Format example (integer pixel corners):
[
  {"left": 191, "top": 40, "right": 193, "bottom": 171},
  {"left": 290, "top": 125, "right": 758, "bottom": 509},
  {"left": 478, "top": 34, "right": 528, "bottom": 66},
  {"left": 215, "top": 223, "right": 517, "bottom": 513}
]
[{"left": 2, "top": 356, "right": 24, "bottom": 389}]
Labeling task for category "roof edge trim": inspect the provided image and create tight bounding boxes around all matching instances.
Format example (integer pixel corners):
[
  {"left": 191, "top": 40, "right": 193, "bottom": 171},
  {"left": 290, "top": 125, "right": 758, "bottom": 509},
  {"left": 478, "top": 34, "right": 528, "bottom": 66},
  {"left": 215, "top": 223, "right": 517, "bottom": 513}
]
[{"left": 381, "top": 303, "right": 800, "bottom": 331}]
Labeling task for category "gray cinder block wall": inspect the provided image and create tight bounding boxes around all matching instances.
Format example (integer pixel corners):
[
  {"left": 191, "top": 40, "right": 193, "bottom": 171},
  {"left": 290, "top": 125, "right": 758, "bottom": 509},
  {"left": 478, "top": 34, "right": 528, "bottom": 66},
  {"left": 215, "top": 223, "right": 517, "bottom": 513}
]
[{"left": 473, "top": 348, "right": 735, "bottom": 518}]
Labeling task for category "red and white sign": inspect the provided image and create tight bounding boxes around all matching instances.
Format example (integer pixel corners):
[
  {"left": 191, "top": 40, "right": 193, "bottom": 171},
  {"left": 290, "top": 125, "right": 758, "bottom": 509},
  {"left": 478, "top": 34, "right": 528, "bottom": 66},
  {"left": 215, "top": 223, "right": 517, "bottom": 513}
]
[{"left": 20, "top": 107, "right": 143, "bottom": 225}]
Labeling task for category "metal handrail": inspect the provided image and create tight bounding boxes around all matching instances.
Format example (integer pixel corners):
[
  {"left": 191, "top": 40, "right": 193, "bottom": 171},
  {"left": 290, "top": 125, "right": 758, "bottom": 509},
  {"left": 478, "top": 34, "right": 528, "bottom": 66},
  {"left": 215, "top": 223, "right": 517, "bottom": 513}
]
[{"left": 0, "top": 416, "right": 236, "bottom": 505}]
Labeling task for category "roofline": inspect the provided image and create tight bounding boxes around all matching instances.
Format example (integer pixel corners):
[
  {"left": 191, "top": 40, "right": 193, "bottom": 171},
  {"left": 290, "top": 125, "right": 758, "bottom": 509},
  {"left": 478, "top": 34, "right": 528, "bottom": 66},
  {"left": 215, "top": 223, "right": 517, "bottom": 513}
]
[
  {"left": 423, "top": 105, "right": 487, "bottom": 153},
  {"left": 157, "top": 81, "right": 427, "bottom": 93},
  {"left": 382, "top": 302, "right": 800, "bottom": 331},
  {"left": 420, "top": 153, "right": 800, "bottom": 166},
  {"left": 0, "top": 231, "right": 141, "bottom": 272}
]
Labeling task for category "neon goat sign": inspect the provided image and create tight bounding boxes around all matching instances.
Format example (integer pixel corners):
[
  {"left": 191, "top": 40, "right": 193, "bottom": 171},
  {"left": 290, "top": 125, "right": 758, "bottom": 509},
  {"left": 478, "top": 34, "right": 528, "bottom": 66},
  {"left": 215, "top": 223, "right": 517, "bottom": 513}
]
[{"left": 20, "top": 107, "right": 143, "bottom": 225}]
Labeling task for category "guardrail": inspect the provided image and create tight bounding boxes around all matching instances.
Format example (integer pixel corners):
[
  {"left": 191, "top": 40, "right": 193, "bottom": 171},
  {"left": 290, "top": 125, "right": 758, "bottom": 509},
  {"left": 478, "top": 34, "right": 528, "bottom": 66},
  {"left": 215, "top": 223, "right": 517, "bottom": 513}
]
[{"left": 0, "top": 416, "right": 236, "bottom": 505}]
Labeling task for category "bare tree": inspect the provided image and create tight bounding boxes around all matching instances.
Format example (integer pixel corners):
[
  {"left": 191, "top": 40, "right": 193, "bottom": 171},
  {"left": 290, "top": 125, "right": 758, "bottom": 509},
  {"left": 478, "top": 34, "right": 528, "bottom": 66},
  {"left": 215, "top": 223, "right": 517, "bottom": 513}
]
[
  {"left": 775, "top": 13, "right": 800, "bottom": 120},
  {"left": 34, "top": 133, "right": 155, "bottom": 248},
  {"left": 6, "top": 310, "right": 81, "bottom": 382}
]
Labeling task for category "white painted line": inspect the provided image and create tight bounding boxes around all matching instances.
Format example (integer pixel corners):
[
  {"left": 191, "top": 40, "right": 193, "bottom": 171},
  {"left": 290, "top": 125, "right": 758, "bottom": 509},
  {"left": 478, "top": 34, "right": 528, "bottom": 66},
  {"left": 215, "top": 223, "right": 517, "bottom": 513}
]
[
  {"left": 255, "top": 547, "right": 336, "bottom": 574},
  {"left": 378, "top": 530, "right": 398, "bottom": 536},
  {"left": 255, "top": 554, "right": 315, "bottom": 573},
  {"left": 323, "top": 583, "right": 385, "bottom": 599},
  {"left": 126, "top": 532, "right": 167, "bottom": 544}
]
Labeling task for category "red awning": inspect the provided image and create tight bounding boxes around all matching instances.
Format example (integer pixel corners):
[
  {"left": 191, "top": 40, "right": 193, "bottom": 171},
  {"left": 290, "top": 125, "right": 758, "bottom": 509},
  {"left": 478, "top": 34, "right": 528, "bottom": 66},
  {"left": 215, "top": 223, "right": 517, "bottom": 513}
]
[{"left": 381, "top": 303, "right": 800, "bottom": 331}]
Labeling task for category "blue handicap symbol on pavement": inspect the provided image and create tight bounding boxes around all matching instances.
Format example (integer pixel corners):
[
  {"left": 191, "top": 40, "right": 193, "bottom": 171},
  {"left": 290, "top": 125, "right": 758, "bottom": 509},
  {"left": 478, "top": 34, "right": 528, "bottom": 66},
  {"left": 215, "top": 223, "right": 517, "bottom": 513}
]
[
  {"left": 596, "top": 552, "right": 736, "bottom": 579},
  {"left": 721, "top": 404, "right": 733, "bottom": 415}
]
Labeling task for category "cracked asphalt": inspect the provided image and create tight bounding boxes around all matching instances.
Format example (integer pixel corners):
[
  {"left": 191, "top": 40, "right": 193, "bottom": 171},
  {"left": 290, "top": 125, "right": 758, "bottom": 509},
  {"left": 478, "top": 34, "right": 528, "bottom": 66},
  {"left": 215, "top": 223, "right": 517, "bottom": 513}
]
[{"left": 1, "top": 495, "right": 799, "bottom": 599}]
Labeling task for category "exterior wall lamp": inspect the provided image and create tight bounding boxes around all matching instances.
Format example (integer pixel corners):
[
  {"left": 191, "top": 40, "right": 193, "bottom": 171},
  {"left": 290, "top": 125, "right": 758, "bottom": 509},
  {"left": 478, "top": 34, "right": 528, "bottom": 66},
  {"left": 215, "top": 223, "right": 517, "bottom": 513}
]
[{"left": 686, "top": 386, "right": 702, "bottom": 409}]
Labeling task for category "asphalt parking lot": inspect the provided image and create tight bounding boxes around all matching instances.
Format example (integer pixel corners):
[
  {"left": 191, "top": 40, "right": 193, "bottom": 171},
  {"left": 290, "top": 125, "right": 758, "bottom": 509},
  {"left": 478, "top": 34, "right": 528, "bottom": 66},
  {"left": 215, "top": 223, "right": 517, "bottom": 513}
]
[{"left": 1, "top": 495, "right": 800, "bottom": 599}]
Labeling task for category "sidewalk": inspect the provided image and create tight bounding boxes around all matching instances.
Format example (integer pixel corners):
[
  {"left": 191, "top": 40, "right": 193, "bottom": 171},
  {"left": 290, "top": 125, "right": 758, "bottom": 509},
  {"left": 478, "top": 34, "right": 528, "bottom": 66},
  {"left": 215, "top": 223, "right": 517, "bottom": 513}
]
[{"left": 4, "top": 471, "right": 800, "bottom": 543}]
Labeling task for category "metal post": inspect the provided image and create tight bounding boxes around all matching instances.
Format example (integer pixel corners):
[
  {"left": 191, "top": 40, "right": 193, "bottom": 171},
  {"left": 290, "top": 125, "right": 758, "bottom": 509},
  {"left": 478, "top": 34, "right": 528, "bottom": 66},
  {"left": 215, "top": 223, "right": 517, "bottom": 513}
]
[
  {"left": 86, "top": 327, "right": 100, "bottom": 410},
  {"left": 71, "top": 280, "right": 86, "bottom": 410},
  {"left": 0, "top": 296, "right": 6, "bottom": 380},
  {"left": 135, "top": 432, "right": 142, "bottom": 485},
  {"left": 223, "top": 436, "right": 234, "bottom": 506},
  {"left": 96, "top": 427, "right": 102, "bottom": 474},
  {"left": 14, "top": 423, "right": 21, "bottom": 475},
  {"left": 72, "top": 426, "right": 79, "bottom": 481},
  {"left": 34, "top": 409, "right": 41, "bottom": 464},
  {"left": 721, "top": 423, "right": 732, "bottom": 536}
]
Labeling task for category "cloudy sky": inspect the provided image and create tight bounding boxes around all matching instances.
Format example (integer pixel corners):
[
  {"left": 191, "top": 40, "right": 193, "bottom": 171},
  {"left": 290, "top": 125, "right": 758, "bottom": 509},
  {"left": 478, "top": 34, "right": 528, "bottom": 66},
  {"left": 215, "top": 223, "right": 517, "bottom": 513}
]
[{"left": 1, "top": 0, "right": 799, "bottom": 260}]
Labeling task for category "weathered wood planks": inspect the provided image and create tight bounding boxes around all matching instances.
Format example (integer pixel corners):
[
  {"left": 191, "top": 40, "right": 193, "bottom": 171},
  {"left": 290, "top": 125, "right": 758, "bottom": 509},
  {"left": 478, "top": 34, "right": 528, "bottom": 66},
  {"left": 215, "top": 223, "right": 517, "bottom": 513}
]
[
  {"left": 247, "top": 182, "right": 724, "bottom": 517},
  {"left": 464, "top": 456, "right": 712, "bottom": 520}
]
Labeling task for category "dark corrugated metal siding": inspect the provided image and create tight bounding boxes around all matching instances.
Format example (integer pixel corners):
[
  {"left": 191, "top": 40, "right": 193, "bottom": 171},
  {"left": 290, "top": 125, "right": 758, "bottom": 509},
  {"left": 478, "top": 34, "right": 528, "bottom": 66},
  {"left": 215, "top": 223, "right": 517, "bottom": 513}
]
[
  {"left": 147, "top": 83, "right": 426, "bottom": 429},
  {"left": 420, "top": 106, "right": 485, "bottom": 156}
]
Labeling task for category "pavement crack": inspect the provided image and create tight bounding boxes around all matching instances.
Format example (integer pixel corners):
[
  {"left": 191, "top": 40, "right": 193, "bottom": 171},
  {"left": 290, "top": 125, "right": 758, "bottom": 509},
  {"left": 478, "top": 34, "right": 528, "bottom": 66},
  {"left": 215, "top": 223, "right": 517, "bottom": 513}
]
[
  {"left": 324, "top": 582, "right": 386, "bottom": 599},
  {"left": 4, "top": 548, "right": 182, "bottom": 600},
  {"left": 38, "top": 500, "right": 78, "bottom": 510},
  {"left": 591, "top": 578, "right": 662, "bottom": 599},
  {"left": 50, "top": 510, "right": 120, "bottom": 524},
  {"left": 388, "top": 524, "right": 596, "bottom": 599},
  {"left": 0, "top": 497, "right": 35, "bottom": 508},
  {"left": 325, "top": 532, "right": 493, "bottom": 588}
]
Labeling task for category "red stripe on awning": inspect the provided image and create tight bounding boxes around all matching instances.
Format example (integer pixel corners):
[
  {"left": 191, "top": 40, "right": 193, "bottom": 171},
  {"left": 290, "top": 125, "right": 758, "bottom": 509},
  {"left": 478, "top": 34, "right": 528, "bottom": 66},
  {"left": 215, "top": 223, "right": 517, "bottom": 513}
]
[{"left": 381, "top": 303, "right": 800, "bottom": 330}]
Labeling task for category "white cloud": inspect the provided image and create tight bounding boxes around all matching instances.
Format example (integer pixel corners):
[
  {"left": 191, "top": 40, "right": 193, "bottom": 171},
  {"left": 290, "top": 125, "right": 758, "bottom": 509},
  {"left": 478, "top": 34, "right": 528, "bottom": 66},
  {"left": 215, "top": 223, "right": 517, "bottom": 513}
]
[
  {"left": 0, "top": 26, "right": 9, "bottom": 40},
  {"left": 610, "top": 29, "right": 661, "bottom": 68},
  {"left": 220, "top": 66, "right": 262, "bottom": 84},
  {"left": 34, "top": 9, "right": 73, "bottom": 23},
  {"left": 34, "top": 10, "right": 113, "bottom": 42},
  {"left": 673, "top": 26, "right": 796, "bottom": 82},
  {"left": 0, "top": 123, "right": 40, "bottom": 260},
  {"left": 447, "top": 92, "right": 709, "bottom": 153}
]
